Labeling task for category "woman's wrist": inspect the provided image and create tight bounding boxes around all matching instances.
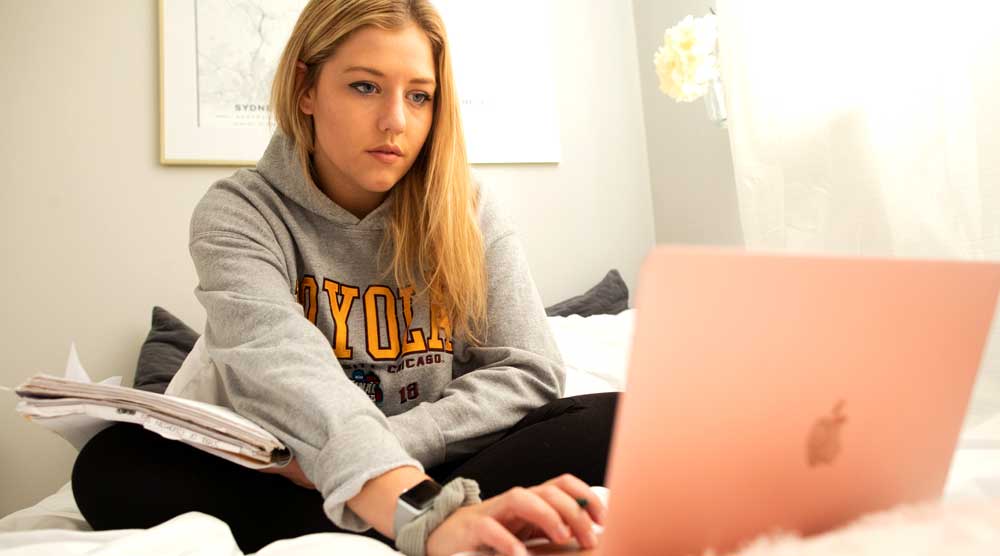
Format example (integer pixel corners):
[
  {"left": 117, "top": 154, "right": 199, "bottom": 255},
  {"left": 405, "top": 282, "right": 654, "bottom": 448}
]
[
  {"left": 346, "top": 465, "right": 429, "bottom": 538},
  {"left": 397, "top": 478, "right": 482, "bottom": 556}
]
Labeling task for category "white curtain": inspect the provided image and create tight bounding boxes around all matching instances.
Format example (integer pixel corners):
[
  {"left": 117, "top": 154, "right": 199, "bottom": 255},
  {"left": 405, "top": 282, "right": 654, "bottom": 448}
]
[
  {"left": 717, "top": 0, "right": 1000, "bottom": 260},
  {"left": 715, "top": 0, "right": 1000, "bottom": 427}
]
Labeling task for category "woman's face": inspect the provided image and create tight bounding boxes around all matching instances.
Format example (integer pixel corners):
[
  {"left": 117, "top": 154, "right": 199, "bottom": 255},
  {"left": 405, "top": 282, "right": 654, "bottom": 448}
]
[{"left": 299, "top": 23, "right": 436, "bottom": 218}]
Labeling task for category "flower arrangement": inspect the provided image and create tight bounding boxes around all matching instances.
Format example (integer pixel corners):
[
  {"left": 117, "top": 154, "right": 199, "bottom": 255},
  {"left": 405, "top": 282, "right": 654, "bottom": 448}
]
[{"left": 654, "top": 11, "right": 726, "bottom": 126}]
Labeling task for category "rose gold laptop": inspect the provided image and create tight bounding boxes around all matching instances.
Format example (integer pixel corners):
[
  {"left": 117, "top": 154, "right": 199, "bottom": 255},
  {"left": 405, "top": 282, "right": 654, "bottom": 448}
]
[{"left": 593, "top": 245, "right": 1000, "bottom": 556}]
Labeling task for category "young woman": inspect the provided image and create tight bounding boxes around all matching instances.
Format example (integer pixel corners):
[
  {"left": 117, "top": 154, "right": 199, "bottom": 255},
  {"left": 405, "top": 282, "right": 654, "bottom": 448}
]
[{"left": 72, "top": 1, "right": 617, "bottom": 555}]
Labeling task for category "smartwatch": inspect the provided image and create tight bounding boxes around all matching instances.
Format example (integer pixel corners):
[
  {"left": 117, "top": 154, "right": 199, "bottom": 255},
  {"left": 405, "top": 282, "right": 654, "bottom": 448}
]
[{"left": 393, "top": 479, "right": 443, "bottom": 537}]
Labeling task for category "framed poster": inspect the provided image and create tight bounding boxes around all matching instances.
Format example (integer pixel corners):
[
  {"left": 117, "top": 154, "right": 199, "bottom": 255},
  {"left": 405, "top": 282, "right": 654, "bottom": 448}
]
[{"left": 159, "top": 0, "right": 560, "bottom": 166}]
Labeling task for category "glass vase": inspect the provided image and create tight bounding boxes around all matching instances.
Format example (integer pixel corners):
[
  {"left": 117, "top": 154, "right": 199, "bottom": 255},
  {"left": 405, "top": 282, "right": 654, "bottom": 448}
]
[{"left": 703, "top": 75, "right": 728, "bottom": 128}]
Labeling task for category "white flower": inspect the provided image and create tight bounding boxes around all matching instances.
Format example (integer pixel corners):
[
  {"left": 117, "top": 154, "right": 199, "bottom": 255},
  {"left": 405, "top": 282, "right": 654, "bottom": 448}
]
[{"left": 654, "top": 14, "right": 720, "bottom": 103}]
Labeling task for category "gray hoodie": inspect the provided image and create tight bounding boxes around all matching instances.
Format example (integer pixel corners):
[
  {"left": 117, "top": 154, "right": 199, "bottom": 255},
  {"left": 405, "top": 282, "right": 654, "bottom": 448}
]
[{"left": 165, "top": 131, "right": 564, "bottom": 531}]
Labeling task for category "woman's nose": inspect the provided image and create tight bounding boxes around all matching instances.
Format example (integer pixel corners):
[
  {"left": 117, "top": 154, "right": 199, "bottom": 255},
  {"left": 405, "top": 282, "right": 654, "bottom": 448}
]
[{"left": 378, "top": 94, "right": 406, "bottom": 135}]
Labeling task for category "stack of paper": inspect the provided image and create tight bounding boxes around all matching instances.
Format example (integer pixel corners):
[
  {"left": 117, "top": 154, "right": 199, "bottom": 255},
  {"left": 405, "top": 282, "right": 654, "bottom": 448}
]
[{"left": 12, "top": 344, "right": 289, "bottom": 470}]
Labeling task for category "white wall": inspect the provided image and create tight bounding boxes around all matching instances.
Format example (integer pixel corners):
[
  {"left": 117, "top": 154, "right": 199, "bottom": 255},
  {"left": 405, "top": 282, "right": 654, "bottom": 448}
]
[
  {"left": 631, "top": 0, "right": 743, "bottom": 246},
  {"left": 0, "top": 0, "right": 655, "bottom": 516},
  {"left": 475, "top": 0, "right": 655, "bottom": 310}
]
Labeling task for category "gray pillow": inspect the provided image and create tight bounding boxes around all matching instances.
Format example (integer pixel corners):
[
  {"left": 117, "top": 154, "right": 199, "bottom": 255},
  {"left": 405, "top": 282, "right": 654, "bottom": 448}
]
[
  {"left": 133, "top": 306, "right": 200, "bottom": 394},
  {"left": 545, "top": 269, "right": 629, "bottom": 317}
]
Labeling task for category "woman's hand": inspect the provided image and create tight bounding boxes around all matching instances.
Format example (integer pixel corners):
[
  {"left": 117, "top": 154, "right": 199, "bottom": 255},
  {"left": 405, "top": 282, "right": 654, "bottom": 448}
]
[
  {"left": 426, "top": 474, "right": 606, "bottom": 556},
  {"left": 259, "top": 457, "right": 315, "bottom": 489}
]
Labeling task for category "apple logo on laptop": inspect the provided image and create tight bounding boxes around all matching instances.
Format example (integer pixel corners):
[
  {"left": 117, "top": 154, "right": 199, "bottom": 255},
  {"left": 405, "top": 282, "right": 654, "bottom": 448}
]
[{"left": 807, "top": 400, "right": 847, "bottom": 467}]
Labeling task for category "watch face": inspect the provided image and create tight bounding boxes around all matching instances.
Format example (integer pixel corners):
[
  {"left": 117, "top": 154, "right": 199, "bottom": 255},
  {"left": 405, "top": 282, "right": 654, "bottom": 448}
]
[{"left": 401, "top": 479, "right": 442, "bottom": 510}]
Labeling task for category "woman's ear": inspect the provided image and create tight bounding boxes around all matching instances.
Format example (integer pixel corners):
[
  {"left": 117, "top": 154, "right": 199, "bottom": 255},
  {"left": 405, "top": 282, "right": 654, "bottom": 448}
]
[{"left": 296, "top": 61, "right": 315, "bottom": 115}]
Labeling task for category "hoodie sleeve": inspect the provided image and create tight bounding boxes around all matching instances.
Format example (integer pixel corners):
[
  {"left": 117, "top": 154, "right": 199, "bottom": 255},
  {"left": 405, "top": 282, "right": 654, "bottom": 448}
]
[
  {"left": 387, "top": 228, "right": 566, "bottom": 468},
  {"left": 188, "top": 183, "right": 421, "bottom": 532}
]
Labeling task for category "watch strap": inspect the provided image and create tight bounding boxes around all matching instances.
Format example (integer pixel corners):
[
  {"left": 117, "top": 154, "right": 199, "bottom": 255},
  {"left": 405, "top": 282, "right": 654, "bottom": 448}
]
[{"left": 395, "top": 477, "right": 481, "bottom": 556}]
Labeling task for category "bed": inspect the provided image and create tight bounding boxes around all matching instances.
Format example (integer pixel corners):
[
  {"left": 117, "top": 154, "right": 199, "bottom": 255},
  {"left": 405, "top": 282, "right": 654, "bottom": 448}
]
[{"left": 2, "top": 270, "right": 1000, "bottom": 555}]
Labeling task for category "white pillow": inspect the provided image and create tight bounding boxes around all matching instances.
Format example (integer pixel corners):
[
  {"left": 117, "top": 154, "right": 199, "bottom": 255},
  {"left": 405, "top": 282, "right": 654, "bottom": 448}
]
[{"left": 547, "top": 310, "right": 635, "bottom": 398}]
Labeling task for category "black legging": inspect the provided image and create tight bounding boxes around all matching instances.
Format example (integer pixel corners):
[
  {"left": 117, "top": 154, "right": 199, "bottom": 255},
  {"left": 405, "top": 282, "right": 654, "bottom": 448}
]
[{"left": 72, "top": 392, "right": 618, "bottom": 554}]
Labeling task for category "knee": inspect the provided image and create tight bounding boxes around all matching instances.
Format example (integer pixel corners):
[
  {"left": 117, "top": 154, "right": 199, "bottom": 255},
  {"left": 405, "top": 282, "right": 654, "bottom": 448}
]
[
  {"left": 71, "top": 424, "right": 146, "bottom": 529},
  {"left": 73, "top": 424, "right": 140, "bottom": 481},
  {"left": 538, "top": 392, "right": 618, "bottom": 436},
  {"left": 572, "top": 392, "right": 619, "bottom": 423}
]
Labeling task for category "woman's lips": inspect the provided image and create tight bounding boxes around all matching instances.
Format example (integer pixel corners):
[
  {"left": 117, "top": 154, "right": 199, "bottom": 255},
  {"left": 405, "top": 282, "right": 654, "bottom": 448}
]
[{"left": 368, "top": 150, "right": 402, "bottom": 164}]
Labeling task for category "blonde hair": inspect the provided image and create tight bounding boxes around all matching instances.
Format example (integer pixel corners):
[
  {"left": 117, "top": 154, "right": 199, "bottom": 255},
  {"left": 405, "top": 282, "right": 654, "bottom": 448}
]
[{"left": 271, "top": 0, "right": 487, "bottom": 345}]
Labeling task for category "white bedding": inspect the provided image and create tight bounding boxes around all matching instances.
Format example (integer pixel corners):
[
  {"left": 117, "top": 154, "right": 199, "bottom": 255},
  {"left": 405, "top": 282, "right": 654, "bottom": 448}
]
[
  {"left": 2, "top": 478, "right": 999, "bottom": 556},
  {"left": 3, "top": 309, "right": 1000, "bottom": 555}
]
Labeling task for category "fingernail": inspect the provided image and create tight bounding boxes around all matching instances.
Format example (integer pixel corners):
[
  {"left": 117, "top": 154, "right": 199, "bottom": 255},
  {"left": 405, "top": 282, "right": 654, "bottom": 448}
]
[
  {"left": 586, "top": 530, "right": 598, "bottom": 549},
  {"left": 560, "top": 525, "right": 572, "bottom": 540}
]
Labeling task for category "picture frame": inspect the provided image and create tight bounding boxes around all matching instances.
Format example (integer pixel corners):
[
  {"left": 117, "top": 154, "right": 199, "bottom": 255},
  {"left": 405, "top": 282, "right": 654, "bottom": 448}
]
[
  {"left": 159, "top": 0, "right": 561, "bottom": 166},
  {"left": 159, "top": 0, "right": 300, "bottom": 166}
]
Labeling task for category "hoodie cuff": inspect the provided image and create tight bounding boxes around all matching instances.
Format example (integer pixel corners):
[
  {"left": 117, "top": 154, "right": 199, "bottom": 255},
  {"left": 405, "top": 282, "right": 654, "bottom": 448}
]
[
  {"left": 303, "top": 414, "right": 424, "bottom": 532},
  {"left": 387, "top": 404, "right": 447, "bottom": 469}
]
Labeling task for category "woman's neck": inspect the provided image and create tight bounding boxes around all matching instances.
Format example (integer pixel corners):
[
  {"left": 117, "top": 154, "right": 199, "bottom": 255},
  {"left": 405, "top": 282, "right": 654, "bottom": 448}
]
[{"left": 310, "top": 158, "right": 389, "bottom": 221}]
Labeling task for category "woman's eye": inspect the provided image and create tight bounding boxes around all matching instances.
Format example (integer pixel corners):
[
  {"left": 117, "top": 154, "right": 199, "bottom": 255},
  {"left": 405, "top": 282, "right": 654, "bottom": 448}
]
[
  {"left": 350, "top": 82, "right": 378, "bottom": 95},
  {"left": 409, "top": 92, "right": 432, "bottom": 105}
]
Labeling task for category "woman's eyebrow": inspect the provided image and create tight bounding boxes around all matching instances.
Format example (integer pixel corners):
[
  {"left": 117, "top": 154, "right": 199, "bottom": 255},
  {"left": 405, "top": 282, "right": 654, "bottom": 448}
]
[{"left": 343, "top": 66, "right": 436, "bottom": 86}]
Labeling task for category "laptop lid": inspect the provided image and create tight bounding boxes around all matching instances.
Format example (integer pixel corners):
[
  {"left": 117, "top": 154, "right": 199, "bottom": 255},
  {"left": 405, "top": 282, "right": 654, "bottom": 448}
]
[{"left": 598, "top": 246, "right": 1000, "bottom": 556}]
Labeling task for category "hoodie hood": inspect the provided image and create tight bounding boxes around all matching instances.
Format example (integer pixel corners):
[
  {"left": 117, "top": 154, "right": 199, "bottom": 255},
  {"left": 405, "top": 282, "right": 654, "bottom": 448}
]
[{"left": 254, "top": 130, "right": 394, "bottom": 230}]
